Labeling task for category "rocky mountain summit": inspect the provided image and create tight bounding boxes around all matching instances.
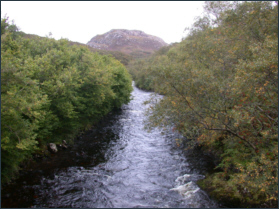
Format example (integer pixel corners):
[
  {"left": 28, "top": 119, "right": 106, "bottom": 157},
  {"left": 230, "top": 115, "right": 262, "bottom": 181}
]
[{"left": 87, "top": 29, "right": 168, "bottom": 58}]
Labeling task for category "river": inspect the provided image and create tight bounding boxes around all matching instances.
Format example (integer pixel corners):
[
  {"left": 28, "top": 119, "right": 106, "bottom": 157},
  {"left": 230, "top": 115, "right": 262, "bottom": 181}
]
[{"left": 1, "top": 83, "right": 219, "bottom": 208}]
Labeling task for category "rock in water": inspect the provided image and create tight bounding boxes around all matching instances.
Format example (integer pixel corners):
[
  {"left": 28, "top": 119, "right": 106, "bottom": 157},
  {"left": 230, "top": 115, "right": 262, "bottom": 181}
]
[
  {"left": 175, "top": 174, "right": 205, "bottom": 186},
  {"left": 170, "top": 175, "right": 219, "bottom": 208},
  {"left": 62, "top": 140, "right": 68, "bottom": 149},
  {"left": 170, "top": 181, "right": 200, "bottom": 197},
  {"left": 48, "top": 143, "right": 58, "bottom": 153}
]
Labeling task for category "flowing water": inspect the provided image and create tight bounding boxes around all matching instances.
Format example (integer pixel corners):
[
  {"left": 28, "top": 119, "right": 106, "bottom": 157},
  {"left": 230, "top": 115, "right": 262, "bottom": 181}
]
[{"left": 1, "top": 84, "right": 218, "bottom": 208}]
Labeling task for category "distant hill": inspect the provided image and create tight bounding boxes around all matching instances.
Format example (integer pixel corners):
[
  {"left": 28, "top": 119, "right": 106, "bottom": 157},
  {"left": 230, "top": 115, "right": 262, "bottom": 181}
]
[
  {"left": 68, "top": 40, "right": 132, "bottom": 66},
  {"left": 21, "top": 33, "right": 132, "bottom": 66},
  {"left": 87, "top": 29, "right": 168, "bottom": 59}
]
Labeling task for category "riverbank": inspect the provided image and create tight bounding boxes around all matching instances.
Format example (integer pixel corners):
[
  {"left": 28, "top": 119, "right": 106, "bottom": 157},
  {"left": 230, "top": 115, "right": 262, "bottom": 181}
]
[
  {"left": 1, "top": 110, "right": 119, "bottom": 208},
  {"left": 1, "top": 85, "right": 219, "bottom": 208}
]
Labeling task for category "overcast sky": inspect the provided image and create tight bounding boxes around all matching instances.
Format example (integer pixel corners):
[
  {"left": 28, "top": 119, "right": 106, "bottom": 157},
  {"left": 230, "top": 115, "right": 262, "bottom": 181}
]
[{"left": 1, "top": 1, "right": 205, "bottom": 44}]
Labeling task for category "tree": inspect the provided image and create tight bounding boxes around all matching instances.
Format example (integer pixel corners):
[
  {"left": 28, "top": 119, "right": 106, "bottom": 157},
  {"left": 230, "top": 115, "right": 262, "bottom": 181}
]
[
  {"left": 1, "top": 17, "right": 133, "bottom": 183},
  {"left": 129, "top": 1, "right": 278, "bottom": 207}
]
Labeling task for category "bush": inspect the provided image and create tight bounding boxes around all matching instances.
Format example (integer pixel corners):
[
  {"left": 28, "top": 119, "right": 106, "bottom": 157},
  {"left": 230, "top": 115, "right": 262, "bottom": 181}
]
[
  {"left": 132, "top": 2, "right": 278, "bottom": 207},
  {"left": 1, "top": 18, "right": 132, "bottom": 183}
]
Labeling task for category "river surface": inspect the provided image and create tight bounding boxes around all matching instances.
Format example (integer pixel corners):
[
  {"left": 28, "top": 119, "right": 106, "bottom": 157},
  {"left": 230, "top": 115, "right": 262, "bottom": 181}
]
[{"left": 1, "top": 84, "right": 218, "bottom": 208}]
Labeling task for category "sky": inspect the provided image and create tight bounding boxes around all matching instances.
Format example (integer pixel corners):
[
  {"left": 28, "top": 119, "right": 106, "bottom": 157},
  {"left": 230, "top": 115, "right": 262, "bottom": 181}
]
[{"left": 1, "top": 1, "right": 205, "bottom": 44}]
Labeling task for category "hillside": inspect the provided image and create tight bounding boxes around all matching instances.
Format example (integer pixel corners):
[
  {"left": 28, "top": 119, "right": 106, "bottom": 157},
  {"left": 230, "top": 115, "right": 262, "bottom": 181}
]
[
  {"left": 21, "top": 33, "right": 132, "bottom": 66},
  {"left": 87, "top": 29, "right": 168, "bottom": 59},
  {"left": 68, "top": 40, "right": 132, "bottom": 66}
]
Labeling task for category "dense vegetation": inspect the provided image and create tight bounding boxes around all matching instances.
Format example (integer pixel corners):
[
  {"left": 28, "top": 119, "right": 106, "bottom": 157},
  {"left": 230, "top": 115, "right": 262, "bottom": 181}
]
[
  {"left": 22, "top": 33, "right": 133, "bottom": 66},
  {"left": 1, "top": 17, "right": 133, "bottom": 184},
  {"left": 68, "top": 40, "right": 133, "bottom": 66},
  {"left": 128, "top": 1, "right": 278, "bottom": 207}
]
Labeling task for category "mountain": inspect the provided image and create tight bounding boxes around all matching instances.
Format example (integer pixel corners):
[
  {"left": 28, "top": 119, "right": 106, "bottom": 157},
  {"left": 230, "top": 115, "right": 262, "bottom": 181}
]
[{"left": 87, "top": 29, "right": 168, "bottom": 59}]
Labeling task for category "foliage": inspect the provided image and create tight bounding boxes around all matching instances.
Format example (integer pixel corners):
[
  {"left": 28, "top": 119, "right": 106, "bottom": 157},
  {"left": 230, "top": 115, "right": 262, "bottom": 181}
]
[
  {"left": 68, "top": 39, "right": 133, "bottom": 66},
  {"left": 128, "top": 1, "right": 278, "bottom": 207},
  {"left": 127, "top": 45, "right": 174, "bottom": 91},
  {"left": 1, "top": 17, "right": 132, "bottom": 183}
]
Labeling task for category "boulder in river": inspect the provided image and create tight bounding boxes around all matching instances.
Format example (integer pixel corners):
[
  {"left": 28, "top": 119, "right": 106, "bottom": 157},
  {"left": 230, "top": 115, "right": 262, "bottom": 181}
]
[
  {"left": 61, "top": 140, "right": 68, "bottom": 149},
  {"left": 57, "top": 140, "right": 68, "bottom": 150},
  {"left": 48, "top": 143, "right": 58, "bottom": 153},
  {"left": 170, "top": 181, "right": 200, "bottom": 197},
  {"left": 170, "top": 181, "right": 218, "bottom": 208},
  {"left": 175, "top": 174, "right": 205, "bottom": 186}
]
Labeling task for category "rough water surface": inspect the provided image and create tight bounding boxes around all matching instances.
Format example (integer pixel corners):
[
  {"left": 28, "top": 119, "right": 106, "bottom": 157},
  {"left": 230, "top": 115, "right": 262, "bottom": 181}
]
[{"left": 1, "top": 84, "right": 218, "bottom": 208}]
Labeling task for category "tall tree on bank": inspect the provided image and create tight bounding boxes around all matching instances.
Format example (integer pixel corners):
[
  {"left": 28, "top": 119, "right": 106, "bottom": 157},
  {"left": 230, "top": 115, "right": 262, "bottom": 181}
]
[
  {"left": 128, "top": 1, "right": 278, "bottom": 207},
  {"left": 1, "top": 18, "right": 132, "bottom": 183}
]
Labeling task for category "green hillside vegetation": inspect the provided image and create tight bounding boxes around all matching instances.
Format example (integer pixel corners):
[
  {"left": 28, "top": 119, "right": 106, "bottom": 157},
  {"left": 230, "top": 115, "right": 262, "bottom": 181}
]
[
  {"left": 22, "top": 33, "right": 133, "bottom": 66},
  {"left": 128, "top": 1, "right": 278, "bottom": 207},
  {"left": 1, "top": 17, "right": 133, "bottom": 184},
  {"left": 68, "top": 40, "right": 133, "bottom": 66},
  {"left": 128, "top": 44, "right": 175, "bottom": 91}
]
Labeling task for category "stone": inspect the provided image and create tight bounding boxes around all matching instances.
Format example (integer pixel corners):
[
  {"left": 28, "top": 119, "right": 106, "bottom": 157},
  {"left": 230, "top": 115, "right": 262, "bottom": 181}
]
[
  {"left": 48, "top": 143, "right": 58, "bottom": 153},
  {"left": 62, "top": 140, "right": 68, "bottom": 149},
  {"left": 175, "top": 174, "right": 205, "bottom": 186}
]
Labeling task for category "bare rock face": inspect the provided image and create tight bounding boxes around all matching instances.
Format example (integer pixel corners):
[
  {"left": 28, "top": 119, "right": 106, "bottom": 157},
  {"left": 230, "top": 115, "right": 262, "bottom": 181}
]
[{"left": 87, "top": 29, "right": 168, "bottom": 58}]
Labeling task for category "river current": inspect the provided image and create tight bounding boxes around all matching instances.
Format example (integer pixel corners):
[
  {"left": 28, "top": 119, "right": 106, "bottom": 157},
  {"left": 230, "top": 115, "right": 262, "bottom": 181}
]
[{"left": 1, "top": 83, "right": 218, "bottom": 208}]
